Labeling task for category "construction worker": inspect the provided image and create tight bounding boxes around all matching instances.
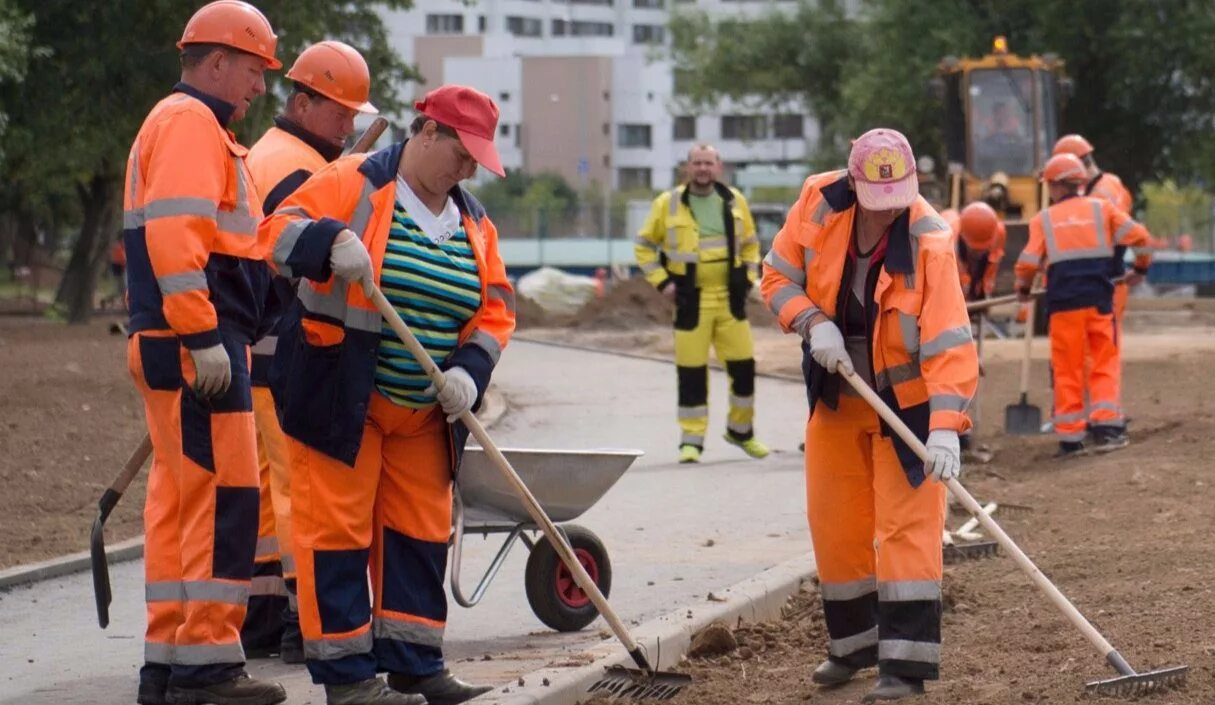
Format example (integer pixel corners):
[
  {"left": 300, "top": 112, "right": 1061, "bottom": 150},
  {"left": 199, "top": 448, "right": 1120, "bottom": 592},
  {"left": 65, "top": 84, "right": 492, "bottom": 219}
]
[
  {"left": 1052, "top": 135, "right": 1150, "bottom": 333},
  {"left": 1015, "top": 153, "right": 1152, "bottom": 457},
  {"left": 122, "top": 2, "right": 286, "bottom": 704},
  {"left": 635, "top": 144, "right": 768, "bottom": 464},
  {"left": 762, "top": 128, "right": 978, "bottom": 701},
  {"left": 242, "top": 40, "right": 379, "bottom": 665},
  {"left": 259, "top": 84, "right": 510, "bottom": 705},
  {"left": 954, "top": 202, "right": 1004, "bottom": 454}
]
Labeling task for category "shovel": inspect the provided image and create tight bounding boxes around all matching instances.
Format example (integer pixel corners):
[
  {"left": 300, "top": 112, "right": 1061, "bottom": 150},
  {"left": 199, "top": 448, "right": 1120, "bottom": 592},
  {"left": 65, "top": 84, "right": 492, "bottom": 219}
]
[
  {"left": 369, "top": 286, "right": 690, "bottom": 700},
  {"left": 91, "top": 433, "right": 153, "bottom": 628},
  {"left": 837, "top": 365, "right": 1187, "bottom": 697},
  {"left": 1004, "top": 292, "right": 1042, "bottom": 435}
]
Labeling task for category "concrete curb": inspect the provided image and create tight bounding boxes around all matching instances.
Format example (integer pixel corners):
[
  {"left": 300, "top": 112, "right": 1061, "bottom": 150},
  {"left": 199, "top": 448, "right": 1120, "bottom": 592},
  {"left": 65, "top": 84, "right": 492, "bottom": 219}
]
[
  {"left": 473, "top": 553, "right": 816, "bottom": 705},
  {"left": 0, "top": 392, "right": 512, "bottom": 591}
]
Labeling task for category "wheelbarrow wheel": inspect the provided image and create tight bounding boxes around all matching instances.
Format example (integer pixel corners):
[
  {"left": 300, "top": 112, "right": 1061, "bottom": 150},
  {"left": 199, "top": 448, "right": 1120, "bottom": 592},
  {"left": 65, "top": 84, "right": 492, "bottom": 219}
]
[{"left": 524, "top": 524, "right": 612, "bottom": 632}]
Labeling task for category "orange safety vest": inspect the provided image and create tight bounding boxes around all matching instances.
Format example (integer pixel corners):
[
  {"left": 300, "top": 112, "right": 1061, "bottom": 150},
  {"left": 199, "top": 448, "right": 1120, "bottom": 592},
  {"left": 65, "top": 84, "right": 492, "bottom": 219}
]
[
  {"left": 259, "top": 141, "right": 516, "bottom": 466},
  {"left": 1086, "top": 171, "right": 1151, "bottom": 277},
  {"left": 762, "top": 171, "right": 978, "bottom": 485}
]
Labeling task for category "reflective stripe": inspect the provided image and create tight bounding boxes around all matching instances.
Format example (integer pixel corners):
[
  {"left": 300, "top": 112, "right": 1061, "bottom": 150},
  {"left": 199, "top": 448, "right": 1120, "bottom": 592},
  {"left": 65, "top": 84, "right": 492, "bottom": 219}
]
[
  {"left": 666, "top": 251, "right": 699, "bottom": 264},
  {"left": 468, "top": 329, "right": 502, "bottom": 365},
  {"left": 255, "top": 535, "right": 280, "bottom": 559},
  {"left": 1017, "top": 251, "right": 1041, "bottom": 265},
  {"left": 1043, "top": 209, "right": 1112, "bottom": 263},
  {"left": 909, "top": 214, "right": 949, "bottom": 236},
  {"left": 763, "top": 250, "right": 806, "bottom": 286},
  {"left": 729, "top": 394, "right": 754, "bottom": 409},
  {"left": 639, "top": 261, "right": 661, "bottom": 274},
  {"left": 879, "top": 639, "right": 940, "bottom": 664},
  {"left": 145, "top": 641, "right": 246, "bottom": 666},
  {"left": 126, "top": 197, "right": 217, "bottom": 228},
  {"left": 374, "top": 615, "right": 445, "bottom": 648},
  {"left": 216, "top": 210, "right": 258, "bottom": 236},
  {"left": 1052, "top": 246, "right": 1114, "bottom": 263},
  {"left": 738, "top": 235, "right": 759, "bottom": 247},
  {"left": 488, "top": 283, "right": 516, "bottom": 314},
  {"left": 233, "top": 156, "right": 250, "bottom": 216},
  {"left": 1113, "top": 219, "right": 1137, "bottom": 243},
  {"left": 1058, "top": 431, "right": 1087, "bottom": 442},
  {"left": 1091, "top": 200, "right": 1106, "bottom": 244},
  {"left": 633, "top": 235, "right": 660, "bottom": 252},
  {"left": 252, "top": 335, "right": 278, "bottom": 356},
  {"left": 875, "top": 361, "right": 921, "bottom": 390},
  {"left": 304, "top": 630, "right": 373, "bottom": 661},
  {"left": 878, "top": 580, "right": 940, "bottom": 602},
  {"left": 127, "top": 140, "right": 142, "bottom": 214},
  {"left": 1054, "top": 410, "right": 1087, "bottom": 423},
  {"left": 898, "top": 312, "right": 919, "bottom": 355},
  {"left": 810, "top": 199, "right": 831, "bottom": 226},
  {"left": 790, "top": 307, "right": 820, "bottom": 335},
  {"left": 1090, "top": 401, "right": 1122, "bottom": 413},
  {"left": 804, "top": 248, "right": 816, "bottom": 267},
  {"left": 821, "top": 576, "right": 877, "bottom": 601},
  {"left": 157, "top": 270, "right": 208, "bottom": 296},
  {"left": 146, "top": 580, "right": 249, "bottom": 606},
  {"left": 680, "top": 433, "right": 704, "bottom": 446},
  {"left": 665, "top": 189, "right": 680, "bottom": 252},
  {"left": 273, "top": 219, "right": 311, "bottom": 278},
  {"left": 144, "top": 641, "right": 174, "bottom": 664},
  {"left": 726, "top": 420, "right": 752, "bottom": 435},
  {"left": 920, "top": 326, "right": 971, "bottom": 359},
  {"left": 769, "top": 283, "right": 808, "bottom": 316},
  {"left": 276, "top": 206, "right": 311, "bottom": 218},
  {"left": 698, "top": 236, "right": 727, "bottom": 250},
  {"left": 929, "top": 394, "right": 970, "bottom": 413},
  {"left": 829, "top": 626, "right": 878, "bottom": 658},
  {"left": 298, "top": 283, "right": 382, "bottom": 334},
  {"left": 350, "top": 179, "right": 378, "bottom": 235},
  {"left": 678, "top": 405, "right": 708, "bottom": 419},
  {"left": 250, "top": 575, "right": 287, "bottom": 597}
]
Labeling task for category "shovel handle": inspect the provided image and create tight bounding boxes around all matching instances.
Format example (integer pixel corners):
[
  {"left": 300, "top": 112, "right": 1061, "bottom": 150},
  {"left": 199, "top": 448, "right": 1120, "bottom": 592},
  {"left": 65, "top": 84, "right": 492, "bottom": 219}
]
[
  {"left": 965, "top": 289, "right": 1043, "bottom": 313},
  {"left": 368, "top": 287, "right": 652, "bottom": 672},
  {"left": 1018, "top": 291, "right": 1036, "bottom": 396},
  {"left": 836, "top": 366, "right": 1121, "bottom": 664},
  {"left": 344, "top": 117, "right": 389, "bottom": 156}
]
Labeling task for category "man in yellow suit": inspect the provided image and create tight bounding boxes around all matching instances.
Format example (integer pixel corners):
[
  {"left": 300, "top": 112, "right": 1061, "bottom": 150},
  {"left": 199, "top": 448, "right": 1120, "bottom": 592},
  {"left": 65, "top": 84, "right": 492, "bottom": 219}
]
[{"left": 635, "top": 144, "right": 768, "bottom": 463}]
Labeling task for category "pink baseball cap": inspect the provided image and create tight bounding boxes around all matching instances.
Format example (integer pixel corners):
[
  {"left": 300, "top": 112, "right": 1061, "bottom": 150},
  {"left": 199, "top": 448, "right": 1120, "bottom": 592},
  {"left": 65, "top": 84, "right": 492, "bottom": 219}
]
[
  {"left": 848, "top": 128, "right": 919, "bottom": 211},
  {"left": 415, "top": 85, "right": 505, "bottom": 177}
]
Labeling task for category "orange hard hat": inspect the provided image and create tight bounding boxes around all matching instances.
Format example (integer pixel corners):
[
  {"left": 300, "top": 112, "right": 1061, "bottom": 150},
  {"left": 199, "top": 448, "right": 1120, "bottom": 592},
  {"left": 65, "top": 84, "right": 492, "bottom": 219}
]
[
  {"left": 1052, "top": 134, "right": 1094, "bottom": 158},
  {"left": 959, "top": 202, "right": 1000, "bottom": 250},
  {"left": 287, "top": 41, "right": 378, "bottom": 114},
  {"left": 178, "top": 1, "right": 281, "bottom": 70},
  {"left": 1042, "top": 153, "right": 1088, "bottom": 184}
]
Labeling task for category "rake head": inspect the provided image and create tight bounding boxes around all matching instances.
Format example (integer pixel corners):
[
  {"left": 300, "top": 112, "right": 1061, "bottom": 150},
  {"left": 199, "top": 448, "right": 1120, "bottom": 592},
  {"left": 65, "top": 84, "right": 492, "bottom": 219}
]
[
  {"left": 587, "top": 665, "right": 691, "bottom": 701},
  {"left": 994, "top": 502, "right": 1034, "bottom": 517},
  {"left": 943, "top": 541, "right": 999, "bottom": 564},
  {"left": 1085, "top": 665, "right": 1188, "bottom": 698}
]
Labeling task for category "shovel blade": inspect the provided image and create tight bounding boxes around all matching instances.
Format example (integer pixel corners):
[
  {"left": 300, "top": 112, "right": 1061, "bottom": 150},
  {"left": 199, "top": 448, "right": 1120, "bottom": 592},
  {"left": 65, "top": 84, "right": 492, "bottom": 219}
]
[
  {"left": 587, "top": 665, "right": 692, "bottom": 700},
  {"left": 1004, "top": 402, "right": 1042, "bottom": 435},
  {"left": 1085, "top": 666, "right": 1188, "bottom": 697},
  {"left": 90, "top": 515, "right": 112, "bottom": 629}
]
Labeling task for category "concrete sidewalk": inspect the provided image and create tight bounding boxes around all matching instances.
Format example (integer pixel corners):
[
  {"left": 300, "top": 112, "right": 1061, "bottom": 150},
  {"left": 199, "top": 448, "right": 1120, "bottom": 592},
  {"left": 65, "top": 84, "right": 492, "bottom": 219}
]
[{"left": 0, "top": 339, "right": 813, "bottom": 705}]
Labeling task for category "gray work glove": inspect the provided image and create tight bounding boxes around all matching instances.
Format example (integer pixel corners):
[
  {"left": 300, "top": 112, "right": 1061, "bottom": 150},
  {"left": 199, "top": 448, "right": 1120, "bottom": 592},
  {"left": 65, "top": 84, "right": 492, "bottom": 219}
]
[
  {"left": 329, "top": 230, "right": 375, "bottom": 297},
  {"left": 425, "top": 366, "right": 477, "bottom": 422},
  {"left": 925, "top": 429, "right": 961, "bottom": 482},
  {"left": 189, "top": 343, "right": 231, "bottom": 398},
  {"left": 808, "top": 319, "right": 853, "bottom": 375}
]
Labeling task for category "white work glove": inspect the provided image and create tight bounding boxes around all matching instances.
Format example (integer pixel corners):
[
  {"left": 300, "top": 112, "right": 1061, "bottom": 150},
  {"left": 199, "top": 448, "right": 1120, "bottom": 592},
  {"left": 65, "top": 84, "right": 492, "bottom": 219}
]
[
  {"left": 925, "top": 429, "right": 961, "bottom": 483},
  {"left": 425, "top": 366, "right": 478, "bottom": 422},
  {"left": 189, "top": 343, "right": 231, "bottom": 399},
  {"left": 808, "top": 320, "right": 853, "bottom": 375},
  {"left": 329, "top": 230, "right": 375, "bottom": 297}
]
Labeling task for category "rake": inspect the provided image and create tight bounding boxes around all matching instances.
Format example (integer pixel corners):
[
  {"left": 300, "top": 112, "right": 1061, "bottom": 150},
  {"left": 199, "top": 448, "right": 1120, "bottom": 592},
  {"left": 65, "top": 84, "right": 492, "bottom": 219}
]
[{"left": 838, "top": 365, "right": 1187, "bottom": 697}]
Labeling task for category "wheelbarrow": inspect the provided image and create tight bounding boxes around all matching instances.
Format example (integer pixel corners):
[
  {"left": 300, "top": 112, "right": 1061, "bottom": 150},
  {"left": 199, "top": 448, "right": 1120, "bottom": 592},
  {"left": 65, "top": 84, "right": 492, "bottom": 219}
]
[{"left": 450, "top": 446, "right": 642, "bottom": 632}]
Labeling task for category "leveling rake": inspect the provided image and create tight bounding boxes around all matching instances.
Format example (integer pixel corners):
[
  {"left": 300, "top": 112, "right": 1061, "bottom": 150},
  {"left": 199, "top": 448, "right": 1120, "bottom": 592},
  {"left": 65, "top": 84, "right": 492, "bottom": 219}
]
[{"left": 837, "top": 365, "right": 1187, "bottom": 697}]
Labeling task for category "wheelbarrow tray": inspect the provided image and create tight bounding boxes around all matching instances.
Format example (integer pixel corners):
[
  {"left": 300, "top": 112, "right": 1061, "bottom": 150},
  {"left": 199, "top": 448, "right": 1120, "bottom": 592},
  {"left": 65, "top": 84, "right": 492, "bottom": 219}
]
[{"left": 457, "top": 447, "right": 642, "bottom": 525}]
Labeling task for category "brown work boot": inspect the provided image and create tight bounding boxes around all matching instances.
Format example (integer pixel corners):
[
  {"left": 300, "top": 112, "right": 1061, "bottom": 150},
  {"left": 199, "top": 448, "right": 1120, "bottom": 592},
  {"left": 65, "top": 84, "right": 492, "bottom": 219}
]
[
  {"left": 325, "top": 678, "right": 427, "bottom": 705},
  {"left": 165, "top": 673, "right": 286, "bottom": 705},
  {"left": 861, "top": 674, "right": 925, "bottom": 702},
  {"left": 388, "top": 670, "right": 492, "bottom": 705},
  {"left": 811, "top": 659, "right": 858, "bottom": 686}
]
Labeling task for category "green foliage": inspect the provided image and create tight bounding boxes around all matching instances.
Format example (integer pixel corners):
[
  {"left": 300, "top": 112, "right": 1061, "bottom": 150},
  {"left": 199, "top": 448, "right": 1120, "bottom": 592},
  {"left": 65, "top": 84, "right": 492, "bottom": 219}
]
[
  {"left": 1141, "top": 180, "right": 1212, "bottom": 247},
  {"left": 472, "top": 170, "right": 580, "bottom": 236}
]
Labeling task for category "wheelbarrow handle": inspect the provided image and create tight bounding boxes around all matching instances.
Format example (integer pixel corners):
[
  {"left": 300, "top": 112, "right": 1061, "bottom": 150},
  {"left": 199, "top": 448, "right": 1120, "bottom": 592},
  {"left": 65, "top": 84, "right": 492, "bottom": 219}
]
[
  {"left": 369, "top": 286, "right": 654, "bottom": 672},
  {"left": 834, "top": 365, "right": 1124, "bottom": 667}
]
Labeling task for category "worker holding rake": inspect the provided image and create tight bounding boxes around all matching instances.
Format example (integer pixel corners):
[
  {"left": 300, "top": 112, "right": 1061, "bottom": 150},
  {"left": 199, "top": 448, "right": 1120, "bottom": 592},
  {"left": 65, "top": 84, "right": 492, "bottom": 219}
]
[{"left": 762, "top": 128, "right": 978, "bottom": 701}]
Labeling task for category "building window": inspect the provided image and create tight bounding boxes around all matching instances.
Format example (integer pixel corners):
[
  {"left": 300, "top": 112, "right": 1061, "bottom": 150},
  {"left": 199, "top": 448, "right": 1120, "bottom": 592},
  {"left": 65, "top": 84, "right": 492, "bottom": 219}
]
[
  {"left": 506, "top": 16, "right": 542, "bottom": 37},
  {"left": 633, "top": 0, "right": 665, "bottom": 6},
  {"left": 425, "top": 14, "right": 464, "bottom": 34},
  {"left": 499, "top": 124, "right": 510, "bottom": 137},
  {"left": 478, "top": 15, "right": 486, "bottom": 32},
  {"left": 773, "top": 114, "right": 805, "bottom": 138},
  {"left": 673, "top": 116, "right": 696, "bottom": 141},
  {"left": 551, "top": 18, "right": 567, "bottom": 35},
  {"left": 515, "top": 125, "right": 522, "bottom": 148},
  {"left": 631, "top": 24, "right": 665, "bottom": 44},
  {"left": 571, "top": 0, "right": 613, "bottom": 5},
  {"left": 571, "top": 21, "right": 614, "bottom": 36},
  {"left": 618, "top": 168, "right": 652, "bottom": 190},
  {"left": 617, "top": 123, "right": 652, "bottom": 148},
  {"left": 721, "top": 114, "right": 768, "bottom": 141},
  {"left": 499, "top": 91, "right": 510, "bottom": 102}
]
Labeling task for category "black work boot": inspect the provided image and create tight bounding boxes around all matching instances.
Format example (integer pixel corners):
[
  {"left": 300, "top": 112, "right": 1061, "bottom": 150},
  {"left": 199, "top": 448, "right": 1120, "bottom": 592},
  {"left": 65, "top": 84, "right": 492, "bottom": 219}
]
[
  {"left": 811, "top": 658, "right": 858, "bottom": 686},
  {"left": 165, "top": 673, "right": 286, "bottom": 705},
  {"left": 279, "top": 619, "right": 305, "bottom": 665},
  {"left": 325, "top": 678, "right": 427, "bottom": 705},
  {"left": 862, "top": 674, "right": 925, "bottom": 702},
  {"left": 137, "top": 664, "right": 171, "bottom": 705},
  {"left": 388, "top": 670, "right": 492, "bottom": 705},
  {"left": 1055, "top": 440, "right": 1087, "bottom": 458},
  {"left": 1091, "top": 426, "right": 1129, "bottom": 453}
]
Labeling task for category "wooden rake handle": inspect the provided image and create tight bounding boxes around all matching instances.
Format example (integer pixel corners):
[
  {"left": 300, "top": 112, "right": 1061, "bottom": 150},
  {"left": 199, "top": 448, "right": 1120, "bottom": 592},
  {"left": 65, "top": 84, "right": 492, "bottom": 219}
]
[
  {"left": 835, "top": 366, "right": 1122, "bottom": 664},
  {"left": 368, "top": 286, "right": 652, "bottom": 670},
  {"left": 345, "top": 117, "right": 389, "bottom": 156}
]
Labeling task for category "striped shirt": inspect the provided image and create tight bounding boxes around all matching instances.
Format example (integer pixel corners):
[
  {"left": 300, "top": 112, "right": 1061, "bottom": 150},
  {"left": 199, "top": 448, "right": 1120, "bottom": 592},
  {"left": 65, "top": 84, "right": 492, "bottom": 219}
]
[{"left": 375, "top": 202, "right": 482, "bottom": 408}]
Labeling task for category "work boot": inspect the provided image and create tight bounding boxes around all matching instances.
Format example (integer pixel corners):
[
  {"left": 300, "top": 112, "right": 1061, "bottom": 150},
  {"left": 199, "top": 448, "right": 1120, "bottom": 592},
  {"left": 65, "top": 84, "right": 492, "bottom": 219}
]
[
  {"left": 326, "top": 678, "right": 426, "bottom": 705},
  {"left": 723, "top": 433, "right": 770, "bottom": 459},
  {"left": 279, "top": 621, "right": 305, "bottom": 665},
  {"left": 810, "top": 659, "right": 857, "bottom": 686},
  {"left": 388, "top": 670, "right": 493, "bottom": 705},
  {"left": 861, "top": 674, "right": 925, "bottom": 702},
  {"left": 166, "top": 673, "right": 286, "bottom": 705},
  {"left": 1054, "top": 440, "right": 1087, "bottom": 459},
  {"left": 1091, "top": 426, "right": 1129, "bottom": 453},
  {"left": 137, "top": 665, "right": 170, "bottom": 705},
  {"left": 678, "top": 444, "right": 701, "bottom": 464}
]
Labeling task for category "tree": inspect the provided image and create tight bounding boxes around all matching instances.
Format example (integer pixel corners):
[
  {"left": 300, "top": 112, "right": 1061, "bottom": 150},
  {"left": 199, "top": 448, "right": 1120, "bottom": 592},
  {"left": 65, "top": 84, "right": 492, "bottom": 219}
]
[
  {"left": 472, "top": 170, "right": 579, "bottom": 238},
  {"left": 0, "top": 0, "right": 416, "bottom": 322}
]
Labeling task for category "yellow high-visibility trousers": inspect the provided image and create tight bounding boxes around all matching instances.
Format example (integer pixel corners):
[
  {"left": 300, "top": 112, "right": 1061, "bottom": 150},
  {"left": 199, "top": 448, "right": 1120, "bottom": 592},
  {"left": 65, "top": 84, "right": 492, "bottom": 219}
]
[{"left": 674, "top": 289, "right": 756, "bottom": 449}]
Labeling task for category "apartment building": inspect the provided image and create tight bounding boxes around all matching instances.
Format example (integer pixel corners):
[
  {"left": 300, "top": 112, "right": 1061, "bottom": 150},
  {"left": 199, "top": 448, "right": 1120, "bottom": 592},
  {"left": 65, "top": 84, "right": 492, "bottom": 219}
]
[{"left": 380, "top": 0, "right": 817, "bottom": 191}]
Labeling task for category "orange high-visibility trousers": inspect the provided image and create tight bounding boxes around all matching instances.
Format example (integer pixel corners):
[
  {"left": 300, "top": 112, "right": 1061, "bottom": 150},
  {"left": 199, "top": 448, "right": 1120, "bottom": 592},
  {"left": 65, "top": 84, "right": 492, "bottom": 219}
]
[
  {"left": 1049, "top": 307, "right": 1122, "bottom": 441},
  {"left": 128, "top": 330, "right": 259, "bottom": 686},
  {"left": 290, "top": 391, "right": 453, "bottom": 685},
  {"left": 805, "top": 395, "right": 947, "bottom": 681}
]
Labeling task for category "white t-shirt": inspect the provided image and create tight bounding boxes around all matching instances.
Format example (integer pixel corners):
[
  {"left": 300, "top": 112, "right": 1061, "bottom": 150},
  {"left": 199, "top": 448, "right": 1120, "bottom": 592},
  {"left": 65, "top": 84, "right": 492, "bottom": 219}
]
[{"left": 395, "top": 175, "right": 461, "bottom": 245}]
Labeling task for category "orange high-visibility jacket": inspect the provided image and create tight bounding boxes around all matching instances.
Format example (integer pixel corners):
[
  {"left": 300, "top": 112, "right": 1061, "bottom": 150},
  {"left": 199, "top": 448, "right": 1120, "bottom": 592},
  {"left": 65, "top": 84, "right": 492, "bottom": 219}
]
[
  {"left": 123, "top": 83, "right": 266, "bottom": 349},
  {"left": 1015, "top": 195, "right": 1150, "bottom": 314},
  {"left": 762, "top": 171, "right": 978, "bottom": 486},
  {"left": 259, "top": 141, "right": 516, "bottom": 466},
  {"left": 1086, "top": 170, "right": 1151, "bottom": 278},
  {"left": 957, "top": 221, "right": 1005, "bottom": 300}
]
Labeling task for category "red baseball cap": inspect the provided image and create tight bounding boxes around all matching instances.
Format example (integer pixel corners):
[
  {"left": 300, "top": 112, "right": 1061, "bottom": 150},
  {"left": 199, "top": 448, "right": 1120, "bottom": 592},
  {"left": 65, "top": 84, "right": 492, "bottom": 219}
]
[{"left": 414, "top": 85, "right": 505, "bottom": 178}]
